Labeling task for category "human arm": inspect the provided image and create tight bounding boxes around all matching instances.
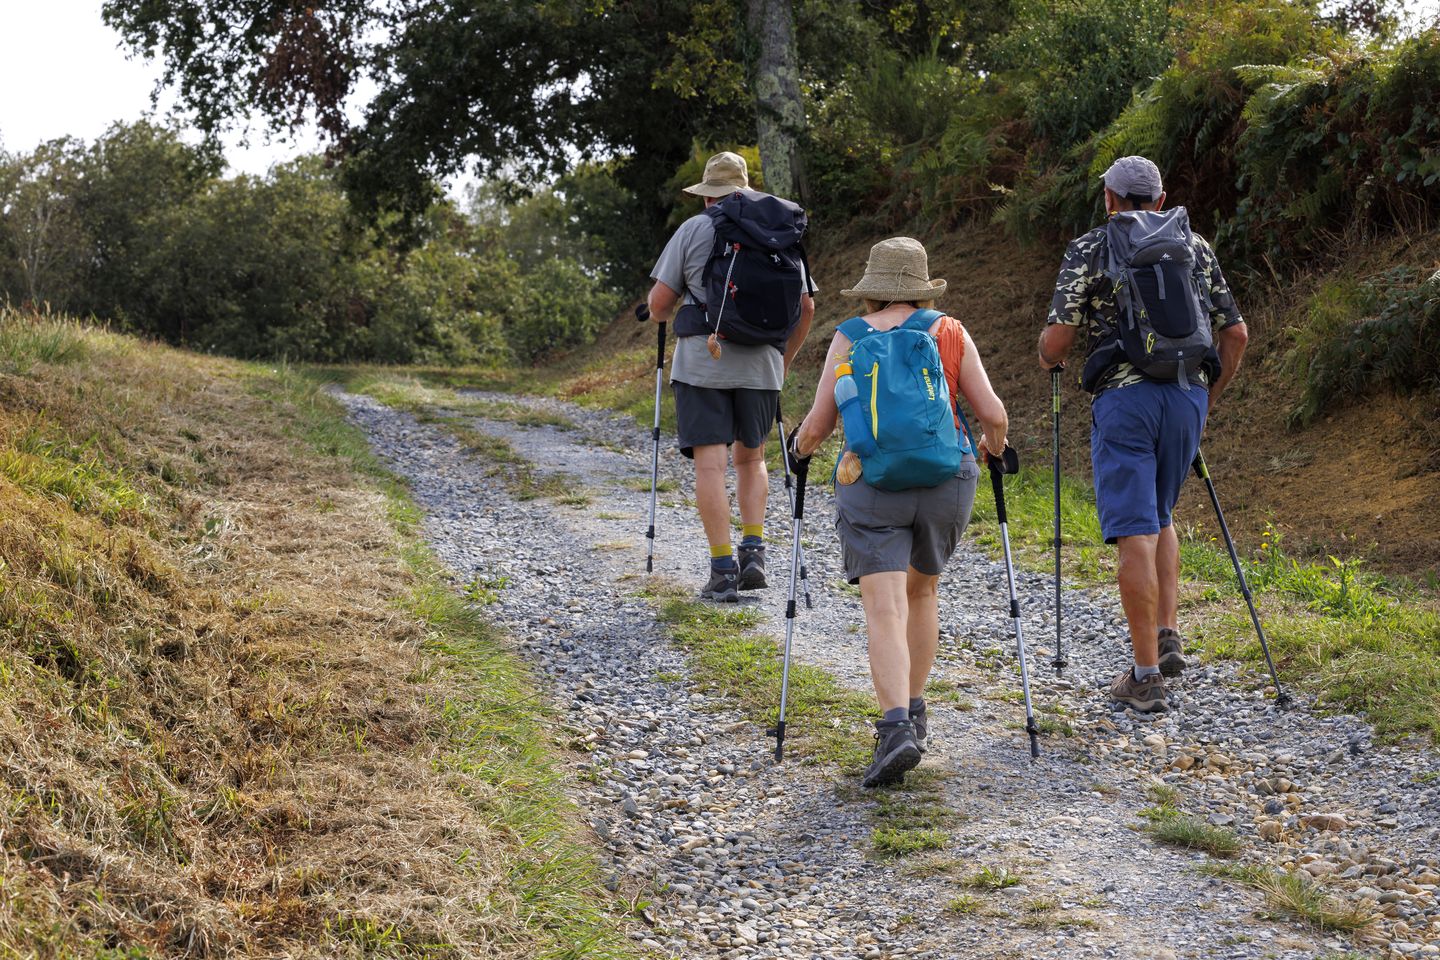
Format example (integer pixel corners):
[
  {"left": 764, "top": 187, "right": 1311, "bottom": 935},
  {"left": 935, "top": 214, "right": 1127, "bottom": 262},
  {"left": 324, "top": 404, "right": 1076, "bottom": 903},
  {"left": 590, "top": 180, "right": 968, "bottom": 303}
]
[
  {"left": 1038, "top": 323, "right": 1078, "bottom": 369},
  {"left": 1038, "top": 234, "right": 1097, "bottom": 368},
  {"left": 1209, "top": 321, "right": 1248, "bottom": 413},
  {"left": 956, "top": 328, "right": 1008, "bottom": 459},
  {"left": 791, "top": 332, "right": 849, "bottom": 457},
  {"left": 782, "top": 294, "right": 814, "bottom": 373},
  {"left": 647, "top": 280, "right": 680, "bottom": 323},
  {"left": 647, "top": 216, "right": 708, "bottom": 324},
  {"left": 1197, "top": 238, "right": 1247, "bottom": 414}
]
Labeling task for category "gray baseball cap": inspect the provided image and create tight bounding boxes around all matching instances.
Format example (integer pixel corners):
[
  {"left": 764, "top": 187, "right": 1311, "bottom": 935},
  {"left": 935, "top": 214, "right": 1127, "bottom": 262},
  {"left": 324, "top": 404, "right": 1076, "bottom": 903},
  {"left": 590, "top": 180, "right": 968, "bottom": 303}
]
[{"left": 1101, "top": 155, "right": 1163, "bottom": 201}]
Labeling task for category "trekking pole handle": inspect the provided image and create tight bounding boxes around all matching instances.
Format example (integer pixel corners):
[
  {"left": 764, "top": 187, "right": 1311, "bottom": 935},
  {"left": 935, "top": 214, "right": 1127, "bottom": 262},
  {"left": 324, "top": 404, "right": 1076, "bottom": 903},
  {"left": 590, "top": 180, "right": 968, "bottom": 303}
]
[
  {"left": 985, "top": 445, "right": 1020, "bottom": 476},
  {"left": 635, "top": 303, "right": 651, "bottom": 322}
]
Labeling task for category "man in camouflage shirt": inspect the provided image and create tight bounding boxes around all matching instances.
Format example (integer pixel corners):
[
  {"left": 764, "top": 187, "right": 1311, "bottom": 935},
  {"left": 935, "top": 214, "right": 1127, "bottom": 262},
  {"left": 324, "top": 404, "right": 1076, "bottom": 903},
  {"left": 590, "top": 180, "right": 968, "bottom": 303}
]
[{"left": 1037, "top": 156, "right": 1249, "bottom": 712}]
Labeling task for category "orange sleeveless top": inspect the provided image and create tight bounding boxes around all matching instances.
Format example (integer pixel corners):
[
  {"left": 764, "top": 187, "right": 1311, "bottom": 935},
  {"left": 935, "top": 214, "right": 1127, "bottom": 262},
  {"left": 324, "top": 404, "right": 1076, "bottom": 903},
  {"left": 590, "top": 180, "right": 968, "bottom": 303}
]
[{"left": 933, "top": 315, "right": 967, "bottom": 431}]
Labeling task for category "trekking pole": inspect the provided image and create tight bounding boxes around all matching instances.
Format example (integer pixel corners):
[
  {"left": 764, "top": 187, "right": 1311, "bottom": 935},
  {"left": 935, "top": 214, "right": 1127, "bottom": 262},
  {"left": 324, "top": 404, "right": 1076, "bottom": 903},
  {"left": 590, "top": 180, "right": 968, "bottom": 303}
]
[
  {"left": 768, "top": 447, "right": 809, "bottom": 761},
  {"left": 1050, "top": 365, "right": 1067, "bottom": 674},
  {"left": 1191, "top": 449, "right": 1290, "bottom": 708},
  {"left": 774, "top": 401, "right": 812, "bottom": 609},
  {"left": 638, "top": 303, "right": 664, "bottom": 573},
  {"left": 987, "top": 446, "right": 1041, "bottom": 759}
]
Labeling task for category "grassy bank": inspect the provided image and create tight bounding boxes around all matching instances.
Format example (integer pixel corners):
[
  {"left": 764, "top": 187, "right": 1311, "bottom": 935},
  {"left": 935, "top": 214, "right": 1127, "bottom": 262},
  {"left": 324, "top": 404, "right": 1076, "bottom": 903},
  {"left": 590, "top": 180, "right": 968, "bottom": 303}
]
[{"left": 0, "top": 309, "right": 640, "bottom": 957}]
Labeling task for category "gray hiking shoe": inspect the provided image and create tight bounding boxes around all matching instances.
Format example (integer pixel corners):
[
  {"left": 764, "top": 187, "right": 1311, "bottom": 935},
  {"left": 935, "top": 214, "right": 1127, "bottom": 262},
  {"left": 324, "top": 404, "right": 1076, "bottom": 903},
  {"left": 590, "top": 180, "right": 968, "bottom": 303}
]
[
  {"left": 700, "top": 565, "right": 740, "bottom": 603},
  {"left": 1158, "top": 628, "right": 1187, "bottom": 677},
  {"left": 910, "top": 703, "right": 928, "bottom": 753},
  {"left": 1110, "top": 668, "right": 1168, "bottom": 712},
  {"left": 737, "top": 544, "right": 768, "bottom": 591},
  {"left": 862, "top": 720, "right": 922, "bottom": 789}
]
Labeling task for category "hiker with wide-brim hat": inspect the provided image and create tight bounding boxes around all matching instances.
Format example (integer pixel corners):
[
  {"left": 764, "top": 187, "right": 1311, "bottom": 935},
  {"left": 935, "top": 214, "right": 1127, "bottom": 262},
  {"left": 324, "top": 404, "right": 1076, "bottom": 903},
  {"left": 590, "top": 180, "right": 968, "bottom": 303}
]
[
  {"left": 1037, "top": 155, "right": 1251, "bottom": 713},
  {"left": 644, "top": 151, "right": 817, "bottom": 603},
  {"left": 788, "top": 237, "right": 1009, "bottom": 788}
]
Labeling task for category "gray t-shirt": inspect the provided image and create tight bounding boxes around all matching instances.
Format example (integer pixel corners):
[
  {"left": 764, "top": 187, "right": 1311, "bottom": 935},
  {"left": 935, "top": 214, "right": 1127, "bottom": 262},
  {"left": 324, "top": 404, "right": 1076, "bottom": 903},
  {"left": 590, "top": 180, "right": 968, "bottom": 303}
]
[{"left": 650, "top": 212, "right": 813, "bottom": 391}]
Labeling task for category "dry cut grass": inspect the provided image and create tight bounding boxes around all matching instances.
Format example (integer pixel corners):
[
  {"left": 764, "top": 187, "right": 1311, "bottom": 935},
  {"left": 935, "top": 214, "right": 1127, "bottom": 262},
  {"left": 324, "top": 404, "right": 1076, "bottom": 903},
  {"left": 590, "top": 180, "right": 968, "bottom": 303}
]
[{"left": 0, "top": 308, "right": 638, "bottom": 957}]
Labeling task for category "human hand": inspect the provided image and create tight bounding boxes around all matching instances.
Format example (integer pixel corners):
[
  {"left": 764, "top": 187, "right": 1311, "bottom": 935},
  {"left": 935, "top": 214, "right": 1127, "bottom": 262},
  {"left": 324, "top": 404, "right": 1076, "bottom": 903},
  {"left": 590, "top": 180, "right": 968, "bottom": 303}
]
[
  {"left": 785, "top": 431, "right": 813, "bottom": 473},
  {"left": 978, "top": 433, "right": 1007, "bottom": 466}
]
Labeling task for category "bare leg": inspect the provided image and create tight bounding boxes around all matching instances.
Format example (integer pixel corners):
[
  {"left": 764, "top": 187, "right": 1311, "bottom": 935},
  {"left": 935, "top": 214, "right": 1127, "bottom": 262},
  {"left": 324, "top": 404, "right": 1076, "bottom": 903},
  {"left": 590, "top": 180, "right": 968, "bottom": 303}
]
[
  {"left": 905, "top": 567, "right": 941, "bottom": 699},
  {"left": 691, "top": 444, "right": 733, "bottom": 551},
  {"left": 1156, "top": 523, "right": 1180, "bottom": 631},
  {"left": 732, "top": 442, "right": 768, "bottom": 529},
  {"left": 1116, "top": 533, "right": 1160, "bottom": 668},
  {"left": 859, "top": 571, "right": 910, "bottom": 713}
]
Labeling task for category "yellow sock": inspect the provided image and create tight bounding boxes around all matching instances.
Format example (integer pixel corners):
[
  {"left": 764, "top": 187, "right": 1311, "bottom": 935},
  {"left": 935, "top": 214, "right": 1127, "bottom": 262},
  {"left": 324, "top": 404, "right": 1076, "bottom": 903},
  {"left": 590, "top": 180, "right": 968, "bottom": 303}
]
[
  {"left": 741, "top": 524, "right": 764, "bottom": 542},
  {"left": 709, "top": 544, "right": 733, "bottom": 559}
]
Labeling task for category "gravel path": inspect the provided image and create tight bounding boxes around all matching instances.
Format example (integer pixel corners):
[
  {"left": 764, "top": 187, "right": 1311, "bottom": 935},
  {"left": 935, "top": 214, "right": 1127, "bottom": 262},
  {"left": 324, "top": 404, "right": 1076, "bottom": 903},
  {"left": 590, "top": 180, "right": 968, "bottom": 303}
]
[{"left": 336, "top": 388, "right": 1439, "bottom": 960}]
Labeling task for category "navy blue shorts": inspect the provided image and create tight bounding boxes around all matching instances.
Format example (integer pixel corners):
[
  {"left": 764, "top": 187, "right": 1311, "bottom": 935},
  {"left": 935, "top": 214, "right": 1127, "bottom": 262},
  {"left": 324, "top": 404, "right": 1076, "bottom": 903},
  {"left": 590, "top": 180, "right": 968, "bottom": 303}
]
[{"left": 1090, "top": 380, "right": 1207, "bottom": 544}]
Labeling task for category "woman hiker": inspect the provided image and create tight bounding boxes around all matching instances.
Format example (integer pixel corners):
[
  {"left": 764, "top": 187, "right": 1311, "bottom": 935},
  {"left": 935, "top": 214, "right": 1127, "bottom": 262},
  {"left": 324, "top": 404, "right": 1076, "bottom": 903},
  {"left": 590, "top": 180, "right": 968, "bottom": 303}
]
[{"left": 788, "top": 237, "right": 1009, "bottom": 788}]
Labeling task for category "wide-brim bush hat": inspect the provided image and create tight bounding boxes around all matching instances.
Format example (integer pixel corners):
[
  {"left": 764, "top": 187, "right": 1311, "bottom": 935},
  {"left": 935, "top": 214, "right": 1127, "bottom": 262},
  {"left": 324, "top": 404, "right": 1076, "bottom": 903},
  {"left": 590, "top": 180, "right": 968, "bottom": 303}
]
[
  {"left": 840, "top": 236, "right": 946, "bottom": 301},
  {"left": 683, "top": 151, "right": 750, "bottom": 198}
]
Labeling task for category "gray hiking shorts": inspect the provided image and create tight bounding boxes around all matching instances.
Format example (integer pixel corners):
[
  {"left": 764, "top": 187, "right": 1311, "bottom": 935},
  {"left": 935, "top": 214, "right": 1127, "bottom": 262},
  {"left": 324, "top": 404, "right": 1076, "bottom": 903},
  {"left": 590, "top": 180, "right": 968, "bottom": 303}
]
[
  {"left": 672, "top": 382, "right": 779, "bottom": 459},
  {"left": 834, "top": 457, "right": 981, "bottom": 583}
]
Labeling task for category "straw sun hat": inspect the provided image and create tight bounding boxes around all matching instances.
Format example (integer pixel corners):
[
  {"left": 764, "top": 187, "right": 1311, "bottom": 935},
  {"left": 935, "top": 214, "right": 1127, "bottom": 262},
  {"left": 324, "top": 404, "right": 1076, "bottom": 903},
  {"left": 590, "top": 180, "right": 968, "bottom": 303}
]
[{"left": 840, "top": 237, "right": 946, "bottom": 301}]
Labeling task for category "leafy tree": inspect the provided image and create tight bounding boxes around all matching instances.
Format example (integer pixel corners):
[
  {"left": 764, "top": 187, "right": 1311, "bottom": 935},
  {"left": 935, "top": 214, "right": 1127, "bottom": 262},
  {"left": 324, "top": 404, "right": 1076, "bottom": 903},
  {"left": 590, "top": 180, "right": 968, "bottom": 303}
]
[
  {"left": 0, "top": 138, "right": 89, "bottom": 309},
  {"left": 102, "top": 0, "right": 747, "bottom": 251}
]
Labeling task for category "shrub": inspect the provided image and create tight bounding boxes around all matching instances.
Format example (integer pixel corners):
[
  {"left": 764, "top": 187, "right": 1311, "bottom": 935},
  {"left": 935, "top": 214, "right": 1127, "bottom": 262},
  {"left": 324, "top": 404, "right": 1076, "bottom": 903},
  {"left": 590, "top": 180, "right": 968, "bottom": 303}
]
[{"left": 1290, "top": 266, "right": 1440, "bottom": 423}]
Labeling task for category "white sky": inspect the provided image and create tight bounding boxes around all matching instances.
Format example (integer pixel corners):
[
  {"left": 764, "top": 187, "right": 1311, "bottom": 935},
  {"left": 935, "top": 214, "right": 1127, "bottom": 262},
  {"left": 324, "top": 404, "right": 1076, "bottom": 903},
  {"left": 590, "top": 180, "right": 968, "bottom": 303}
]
[
  {"left": 1, "top": 0, "right": 1439, "bottom": 178},
  {"left": 0, "top": 0, "right": 325, "bottom": 175}
]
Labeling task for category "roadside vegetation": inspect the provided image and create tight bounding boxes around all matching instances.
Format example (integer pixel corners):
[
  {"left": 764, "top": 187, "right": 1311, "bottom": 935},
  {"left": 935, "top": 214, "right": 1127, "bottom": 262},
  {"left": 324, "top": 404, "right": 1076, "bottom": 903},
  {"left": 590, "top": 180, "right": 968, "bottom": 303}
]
[{"left": 0, "top": 306, "right": 639, "bottom": 956}]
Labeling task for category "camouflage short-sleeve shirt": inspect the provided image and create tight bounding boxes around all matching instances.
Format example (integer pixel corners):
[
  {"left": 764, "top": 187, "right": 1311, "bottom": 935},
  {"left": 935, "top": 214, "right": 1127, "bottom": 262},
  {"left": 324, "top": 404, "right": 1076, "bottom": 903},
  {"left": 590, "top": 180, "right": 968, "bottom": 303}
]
[{"left": 1045, "top": 224, "right": 1244, "bottom": 393}]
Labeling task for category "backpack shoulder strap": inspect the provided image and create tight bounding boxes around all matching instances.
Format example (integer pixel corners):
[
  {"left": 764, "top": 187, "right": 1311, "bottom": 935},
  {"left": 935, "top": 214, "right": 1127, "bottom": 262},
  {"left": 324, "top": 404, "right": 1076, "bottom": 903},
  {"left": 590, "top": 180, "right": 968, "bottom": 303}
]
[
  {"left": 837, "top": 316, "right": 881, "bottom": 344},
  {"left": 797, "top": 242, "right": 816, "bottom": 297},
  {"left": 900, "top": 308, "right": 945, "bottom": 332}
]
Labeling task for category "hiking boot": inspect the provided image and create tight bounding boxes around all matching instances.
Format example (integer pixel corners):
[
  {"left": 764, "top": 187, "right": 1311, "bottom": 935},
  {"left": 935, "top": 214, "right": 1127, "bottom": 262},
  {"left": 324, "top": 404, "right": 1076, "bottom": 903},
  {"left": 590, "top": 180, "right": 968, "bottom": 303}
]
[
  {"left": 737, "top": 544, "right": 768, "bottom": 591},
  {"left": 700, "top": 566, "right": 740, "bottom": 603},
  {"left": 1158, "top": 628, "right": 1187, "bottom": 677},
  {"left": 910, "top": 703, "right": 928, "bottom": 754},
  {"left": 862, "top": 720, "right": 922, "bottom": 789},
  {"left": 1110, "top": 668, "right": 1169, "bottom": 713}
]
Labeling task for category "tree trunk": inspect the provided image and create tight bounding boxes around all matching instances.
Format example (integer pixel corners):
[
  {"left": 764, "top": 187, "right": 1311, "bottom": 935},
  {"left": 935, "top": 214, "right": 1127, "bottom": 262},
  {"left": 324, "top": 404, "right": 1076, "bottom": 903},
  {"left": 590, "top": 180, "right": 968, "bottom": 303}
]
[{"left": 746, "top": 0, "right": 808, "bottom": 205}]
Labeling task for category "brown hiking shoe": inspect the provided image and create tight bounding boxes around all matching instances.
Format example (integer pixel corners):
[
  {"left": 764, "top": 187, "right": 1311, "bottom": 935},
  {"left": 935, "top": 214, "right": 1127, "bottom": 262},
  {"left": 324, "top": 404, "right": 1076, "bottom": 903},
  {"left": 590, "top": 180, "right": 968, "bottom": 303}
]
[
  {"left": 1110, "top": 668, "right": 1169, "bottom": 712},
  {"left": 1158, "top": 628, "right": 1187, "bottom": 677}
]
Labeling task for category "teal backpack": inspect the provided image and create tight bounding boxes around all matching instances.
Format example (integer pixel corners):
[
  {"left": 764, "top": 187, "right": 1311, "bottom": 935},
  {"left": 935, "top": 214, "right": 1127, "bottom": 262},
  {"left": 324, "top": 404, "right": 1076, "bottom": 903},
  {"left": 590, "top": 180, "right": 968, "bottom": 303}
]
[{"left": 834, "top": 308, "right": 976, "bottom": 492}]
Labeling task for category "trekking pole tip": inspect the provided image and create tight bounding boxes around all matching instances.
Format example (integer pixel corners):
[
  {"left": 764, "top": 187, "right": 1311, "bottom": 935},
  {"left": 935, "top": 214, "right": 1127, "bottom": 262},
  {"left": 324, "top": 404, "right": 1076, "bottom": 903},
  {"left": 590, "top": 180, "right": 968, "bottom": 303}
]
[{"left": 767, "top": 721, "right": 786, "bottom": 762}]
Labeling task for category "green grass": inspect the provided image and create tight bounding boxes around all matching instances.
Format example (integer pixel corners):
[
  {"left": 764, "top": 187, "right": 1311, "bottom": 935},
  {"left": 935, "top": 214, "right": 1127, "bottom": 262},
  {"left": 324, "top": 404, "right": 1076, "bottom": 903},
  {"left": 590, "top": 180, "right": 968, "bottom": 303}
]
[
  {"left": 1138, "top": 787, "right": 1243, "bottom": 858},
  {"left": 0, "top": 309, "right": 89, "bottom": 373},
  {"left": 623, "top": 475, "right": 677, "bottom": 494},
  {"left": 947, "top": 894, "right": 982, "bottom": 914},
  {"left": 871, "top": 827, "right": 948, "bottom": 857},
  {"left": 650, "top": 586, "right": 875, "bottom": 770},
  {"left": 963, "top": 865, "right": 1022, "bottom": 891},
  {"left": 1199, "top": 863, "right": 1377, "bottom": 935},
  {"left": 1143, "top": 813, "right": 1244, "bottom": 858},
  {"left": 260, "top": 367, "right": 643, "bottom": 959}
]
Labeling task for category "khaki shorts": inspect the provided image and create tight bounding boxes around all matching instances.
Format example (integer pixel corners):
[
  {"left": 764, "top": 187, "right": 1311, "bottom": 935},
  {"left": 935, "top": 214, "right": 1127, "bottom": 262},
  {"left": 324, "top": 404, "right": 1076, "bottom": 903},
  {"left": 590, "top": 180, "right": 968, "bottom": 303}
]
[{"left": 834, "top": 458, "right": 980, "bottom": 583}]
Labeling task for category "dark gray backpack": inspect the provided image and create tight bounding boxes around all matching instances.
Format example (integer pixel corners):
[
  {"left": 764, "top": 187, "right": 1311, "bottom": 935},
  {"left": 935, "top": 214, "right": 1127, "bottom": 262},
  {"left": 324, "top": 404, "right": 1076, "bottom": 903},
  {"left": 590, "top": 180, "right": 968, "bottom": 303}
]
[{"left": 1101, "top": 207, "right": 1219, "bottom": 389}]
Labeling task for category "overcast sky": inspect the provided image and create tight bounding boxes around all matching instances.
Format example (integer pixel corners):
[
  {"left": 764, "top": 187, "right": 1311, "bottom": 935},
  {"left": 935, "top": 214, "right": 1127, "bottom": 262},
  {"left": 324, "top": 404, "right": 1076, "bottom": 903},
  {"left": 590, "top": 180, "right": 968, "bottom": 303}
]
[
  {"left": 0, "top": 0, "right": 325, "bottom": 175},
  {"left": 2, "top": 0, "right": 1439, "bottom": 178}
]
